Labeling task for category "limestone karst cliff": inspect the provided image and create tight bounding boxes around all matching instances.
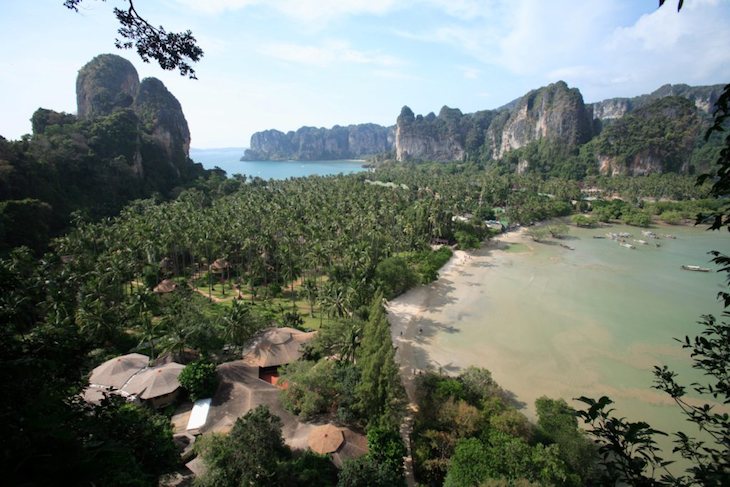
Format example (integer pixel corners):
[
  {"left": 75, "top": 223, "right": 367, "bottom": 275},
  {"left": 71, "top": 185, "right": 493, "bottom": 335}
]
[
  {"left": 0, "top": 53, "right": 205, "bottom": 251},
  {"left": 75, "top": 54, "right": 197, "bottom": 184},
  {"left": 76, "top": 53, "right": 140, "bottom": 120},
  {"left": 392, "top": 81, "right": 722, "bottom": 176},
  {"left": 395, "top": 81, "right": 592, "bottom": 162},
  {"left": 589, "top": 83, "right": 723, "bottom": 122},
  {"left": 242, "top": 124, "right": 394, "bottom": 161},
  {"left": 593, "top": 96, "right": 705, "bottom": 176},
  {"left": 243, "top": 80, "right": 722, "bottom": 177}
]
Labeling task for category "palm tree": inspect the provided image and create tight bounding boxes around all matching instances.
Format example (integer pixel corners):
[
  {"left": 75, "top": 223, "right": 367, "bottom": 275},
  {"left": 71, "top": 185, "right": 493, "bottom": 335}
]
[
  {"left": 320, "top": 282, "right": 354, "bottom": 319},
  {"left": 128, "top": 287, "right": 158, "bottom": 359},
  {"left": 301, "top": 279, "right": 318, "bottom": 316}
]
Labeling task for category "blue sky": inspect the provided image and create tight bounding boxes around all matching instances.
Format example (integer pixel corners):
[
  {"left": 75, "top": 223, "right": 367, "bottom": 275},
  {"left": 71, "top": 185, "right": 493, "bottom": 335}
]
[{"left": 1, "top": 0, "right": 729, "bottom": 148}]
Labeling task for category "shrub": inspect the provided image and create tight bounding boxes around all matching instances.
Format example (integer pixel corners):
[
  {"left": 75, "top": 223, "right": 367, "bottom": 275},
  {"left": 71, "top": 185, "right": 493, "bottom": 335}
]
[
  {"left": 179, "top": 360, "right": 219, "bottom": 401},
  {"left": 571, "top": 214, "right": 597, "bottom": 228},
  {"left": 659, "top": 210, "right": 682, "bottom": 225}
]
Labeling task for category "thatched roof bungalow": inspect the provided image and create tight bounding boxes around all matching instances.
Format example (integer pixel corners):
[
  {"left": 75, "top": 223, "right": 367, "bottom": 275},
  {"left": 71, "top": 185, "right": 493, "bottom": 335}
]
[
  {"left": 307, "top": 424, "right": 368, "bottom": 468},
  {"left": 86, "top": 354, "right": 185, "bottom": 409},
  {"left": 242, "top": 327, "right": 316, "bottom": 384},
  {"left": 209, "top": 258, "right": 230, "bottom": 273},
  {"left": 89, "top": 353, "right": 149, "bottom": 389},
  {"left": 153, "top": 278, "right": 178, "bottom": 294}
]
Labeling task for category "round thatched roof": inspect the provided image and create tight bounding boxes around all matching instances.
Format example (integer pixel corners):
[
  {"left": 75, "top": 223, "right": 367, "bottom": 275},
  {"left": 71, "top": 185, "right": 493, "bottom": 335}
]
[
  {"left": 123, "top": 362, "right": 184, "bottom": 399},
  {"left": 308, "top": 424, "right": 344, "bottom": 454},
  {"left": 210, "top": 258, "right": 230, "bottom": 272},
  {"left": 331, "top": 427, "right": 369, "bottom": 468},
  {"left": 242, "top": 327, "right": 317, "bottom": 367},
  {"left": 89, "top": 353, "right": 149, "bottom": 389},
  {"left": 153, "top": 279, "right": 177, "bottom": 294}
]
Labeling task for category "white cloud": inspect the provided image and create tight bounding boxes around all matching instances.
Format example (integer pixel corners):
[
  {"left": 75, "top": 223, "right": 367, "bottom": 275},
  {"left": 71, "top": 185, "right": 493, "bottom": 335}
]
[
  {"left": 172, "top": 0, "right": 508, "bottom": 23},
  {"left": 371, "top": 69, "right": 422, "bottom": 81},
  {"left": 173, "top": 0, "right": 401, "bottom": 21},
  {"left": 397, "top": 0, "right": 730, "bottom": 101},
  {"left": 259, "top": 40, "right": 402, "bottom": 68},
  {"left": 595, "top": 0, "right": 730, "bottom": 98}
]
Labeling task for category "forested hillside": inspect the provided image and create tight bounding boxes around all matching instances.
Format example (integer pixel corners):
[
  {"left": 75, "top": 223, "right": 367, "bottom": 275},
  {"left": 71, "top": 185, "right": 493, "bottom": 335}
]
[{"left": 0, "top": 54, "right": 210, "bottom": 253}]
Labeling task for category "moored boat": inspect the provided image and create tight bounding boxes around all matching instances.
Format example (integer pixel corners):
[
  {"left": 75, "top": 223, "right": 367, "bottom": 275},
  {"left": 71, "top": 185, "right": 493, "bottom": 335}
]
[{"left": 681, "top": 265, "right": 711, "bottom": 272}]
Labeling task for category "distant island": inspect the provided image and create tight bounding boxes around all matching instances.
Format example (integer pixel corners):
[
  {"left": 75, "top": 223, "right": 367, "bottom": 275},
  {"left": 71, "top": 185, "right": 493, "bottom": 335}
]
[{"left": 241, "top": 123, "right": 394, "bottom": 161}]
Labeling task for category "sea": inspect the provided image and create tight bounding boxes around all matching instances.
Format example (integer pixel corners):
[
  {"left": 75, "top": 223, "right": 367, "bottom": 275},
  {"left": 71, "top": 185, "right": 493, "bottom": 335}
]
[
  {"left": 391, "top": 222, "right": 729, "bottom": 469},
  {"left": 190, "top": 147, "right": 367, "bottom": 180}
]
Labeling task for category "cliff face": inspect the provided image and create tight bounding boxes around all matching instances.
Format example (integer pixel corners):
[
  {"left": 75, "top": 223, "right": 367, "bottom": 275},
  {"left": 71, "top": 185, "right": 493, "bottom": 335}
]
[
  {"left": 392, "top": 81, "right": 721, "bottom": 175},
  {"left": 487, "top": 81, "right": 593, "bottom": 159},
  {"left": 76, "top": 54, "right": 140, "bottom": 119},
  {"left": 396, "top": 81, "right": 591, "bottom": 162},
  {"left": 395, "top": 106, "right": 477, "bottom": 161},
  {"left": 72, "top": 54, "right": 197, "bottom": 185},
  {"left": 135, "top": 77, "right": 192, "bottom": 177},
  {"left": 593, "top": 96, "right": 704, "bottom": 176},
  {"left": 242, "top": 80, "right": 722, "bottom": 175},
  {"left": 589, "top": 83, "right": 722, "bottom": 123},
  {"left": 243, "top": 124, "right": 394, "bottom": 161}
]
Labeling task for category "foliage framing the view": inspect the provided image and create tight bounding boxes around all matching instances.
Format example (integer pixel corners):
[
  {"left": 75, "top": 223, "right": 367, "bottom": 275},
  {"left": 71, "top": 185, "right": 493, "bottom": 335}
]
[{"left": 63, "top": 0, "right": 203, "bottom": 78}]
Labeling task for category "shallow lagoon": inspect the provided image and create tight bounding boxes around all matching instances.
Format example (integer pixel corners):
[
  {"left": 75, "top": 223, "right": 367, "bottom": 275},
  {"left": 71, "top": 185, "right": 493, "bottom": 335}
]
[{"left": 389, "top": 222, "right": 728, "bottom": 456}]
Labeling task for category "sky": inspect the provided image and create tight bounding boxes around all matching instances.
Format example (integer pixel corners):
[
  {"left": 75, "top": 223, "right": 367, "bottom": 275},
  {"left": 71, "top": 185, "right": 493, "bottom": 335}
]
[{"left": 1, "top": 0, "right": 730, "bottom": 149}]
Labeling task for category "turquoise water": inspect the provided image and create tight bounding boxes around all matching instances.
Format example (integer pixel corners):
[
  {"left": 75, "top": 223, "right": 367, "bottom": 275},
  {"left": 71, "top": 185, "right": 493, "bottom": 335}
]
[
  {"left": 190, "top": 147, "right": 367, "bottom": 180},
  {"left": 395, "top": 222, "right": 729, "bottom": 466}
]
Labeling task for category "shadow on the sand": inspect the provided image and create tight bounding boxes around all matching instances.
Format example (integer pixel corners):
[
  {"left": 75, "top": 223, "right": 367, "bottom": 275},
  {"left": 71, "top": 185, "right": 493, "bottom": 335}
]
[
  {"left": 411, "top": 317, "right": 461, "bottom": 343},
  {"left": 423, "top": 279, "right": 458, "bottom": 311}
]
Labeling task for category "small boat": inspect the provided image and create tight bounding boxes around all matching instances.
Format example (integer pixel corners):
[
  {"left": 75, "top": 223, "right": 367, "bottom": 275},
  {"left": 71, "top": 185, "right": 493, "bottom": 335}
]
[
  {"left": 663, "top": 234, "right": 676, "bottom": 239},
  {"left": 634, "top": 239, "right": 648, "bottom": 245},
  {"left": 681, "top": 265, "right": 711, "bottom": 272},
  {"left": 593, "top": 236, "right": 605, "bottom": 239},
  {"left": 619, "top": 242, "right": 635, "bottom": 249}
]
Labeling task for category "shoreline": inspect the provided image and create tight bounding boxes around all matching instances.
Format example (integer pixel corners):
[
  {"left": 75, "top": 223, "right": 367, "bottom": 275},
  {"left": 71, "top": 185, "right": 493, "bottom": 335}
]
[
  {"left": 387, "top": 230, "right": 527, "bottom": 402},
  {"left": 386, "top": 224, "right": 728, "bottom": 419}
]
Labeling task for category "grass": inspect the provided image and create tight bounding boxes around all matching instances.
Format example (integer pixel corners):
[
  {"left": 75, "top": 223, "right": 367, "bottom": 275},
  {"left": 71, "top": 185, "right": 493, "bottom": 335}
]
[{"left": 130, "top": 271, "right": 338, "bottom": 332}]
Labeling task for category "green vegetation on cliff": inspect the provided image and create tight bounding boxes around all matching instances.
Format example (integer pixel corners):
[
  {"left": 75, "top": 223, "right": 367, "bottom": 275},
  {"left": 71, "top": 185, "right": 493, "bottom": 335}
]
[{"left": 0, "top": 54, "right": 209, "bottom": 253}]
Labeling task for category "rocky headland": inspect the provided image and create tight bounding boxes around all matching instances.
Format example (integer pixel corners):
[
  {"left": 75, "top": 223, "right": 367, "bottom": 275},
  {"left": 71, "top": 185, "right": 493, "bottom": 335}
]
[{"left": 244, "top": 81, "right": 723, "bottom": 177}]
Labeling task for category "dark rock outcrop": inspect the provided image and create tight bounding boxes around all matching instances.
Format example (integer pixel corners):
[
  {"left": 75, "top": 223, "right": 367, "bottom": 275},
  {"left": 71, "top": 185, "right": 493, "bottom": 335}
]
[
  {"left": 135, "top": 77, "right": 192, "bottom": 178},
  {"left": 72, "top": 54, "right": 196, "bottom": 183},
  {"left": 76, "top": 54, "right": 140, "bottom": 119},
  {"left": 242, "top": 124, "right": 394, "bottom": 161}
]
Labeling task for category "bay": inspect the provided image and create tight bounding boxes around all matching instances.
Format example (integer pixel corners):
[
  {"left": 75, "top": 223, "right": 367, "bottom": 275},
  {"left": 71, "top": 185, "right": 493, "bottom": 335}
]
[
  {"left": 190, "top": 147, "right": 367, "bottom": 180},
  {"left": 389, "top": 222, "right": 729, "bottom": 467}
]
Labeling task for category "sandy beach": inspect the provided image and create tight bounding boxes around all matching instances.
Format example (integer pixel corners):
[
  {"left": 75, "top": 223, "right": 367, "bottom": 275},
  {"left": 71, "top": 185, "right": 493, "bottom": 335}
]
[
  {"left": 387, "top": 230, "right": 526, "bottom": 403},
  {"left": 386, "top": 225, "right": 729, "bottom": 425}
]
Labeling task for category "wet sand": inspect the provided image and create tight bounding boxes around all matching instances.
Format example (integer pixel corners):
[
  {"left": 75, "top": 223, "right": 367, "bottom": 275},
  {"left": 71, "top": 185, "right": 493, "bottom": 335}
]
[
  {"left": 387, "top": 233, "right": 522, "bottom": 404},
  {"left": 387, "top": 226, "right": 728, "bottom": 423}
]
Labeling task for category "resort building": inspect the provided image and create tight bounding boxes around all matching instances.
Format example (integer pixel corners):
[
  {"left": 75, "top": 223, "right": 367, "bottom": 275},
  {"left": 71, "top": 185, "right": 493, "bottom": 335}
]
[
  {"left": 85, "top": 353, "right": 185, "bottom": 408},
  {"left": 307, "top": 424, "right": 369, "bottom": 468},
  {"left": 241, "top": 326, "right": 316, "bottom": 384}
]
